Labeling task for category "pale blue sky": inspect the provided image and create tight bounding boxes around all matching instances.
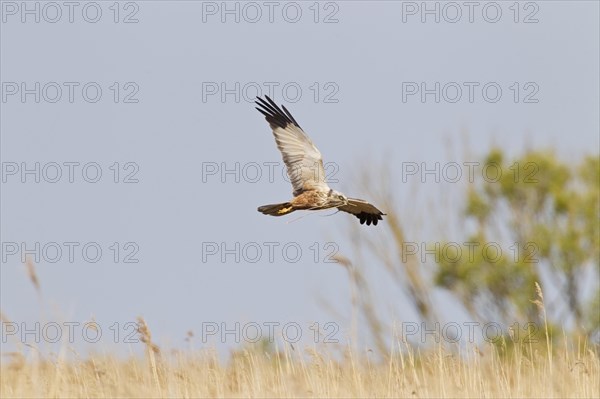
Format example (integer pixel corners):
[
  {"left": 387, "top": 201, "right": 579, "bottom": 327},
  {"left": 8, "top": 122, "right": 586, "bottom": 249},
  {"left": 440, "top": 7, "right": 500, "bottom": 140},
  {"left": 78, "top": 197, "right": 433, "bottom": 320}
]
[{"left": 1, "top": 1, "right": 598, "bottom": 356}]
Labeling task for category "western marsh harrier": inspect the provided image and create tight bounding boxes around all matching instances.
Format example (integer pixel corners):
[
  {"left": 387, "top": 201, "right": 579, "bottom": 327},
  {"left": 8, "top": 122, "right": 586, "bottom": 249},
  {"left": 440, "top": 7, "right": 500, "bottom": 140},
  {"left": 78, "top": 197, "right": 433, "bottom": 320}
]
[{"left": 255, "top": 96, "right": 385, "bottom": 226}]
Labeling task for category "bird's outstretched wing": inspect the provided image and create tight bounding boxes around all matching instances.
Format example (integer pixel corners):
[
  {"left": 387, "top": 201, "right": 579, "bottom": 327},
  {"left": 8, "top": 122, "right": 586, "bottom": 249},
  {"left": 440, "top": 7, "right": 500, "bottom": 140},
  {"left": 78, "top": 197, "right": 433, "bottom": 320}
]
[
  {"left": 256, "top": 95, "right": 329, "bottom": 196},
  {"left": 338, "top": 198, "right": 385, "bottom": 226}
]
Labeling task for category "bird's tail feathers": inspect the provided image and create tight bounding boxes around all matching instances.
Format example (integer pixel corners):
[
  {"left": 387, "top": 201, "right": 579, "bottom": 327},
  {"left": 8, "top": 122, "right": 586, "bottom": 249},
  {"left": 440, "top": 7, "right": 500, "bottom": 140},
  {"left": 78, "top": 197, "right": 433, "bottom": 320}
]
[{"left": 258, "top": 202, "right": 295, "bottom": 216}]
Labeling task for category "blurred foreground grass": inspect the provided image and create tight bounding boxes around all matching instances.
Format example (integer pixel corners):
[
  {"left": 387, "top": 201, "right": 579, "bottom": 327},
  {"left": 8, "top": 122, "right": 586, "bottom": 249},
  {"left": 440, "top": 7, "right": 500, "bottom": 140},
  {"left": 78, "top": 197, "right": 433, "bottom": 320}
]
[{"left": 1, "top": 339, "right": 598, "bottom": 398}]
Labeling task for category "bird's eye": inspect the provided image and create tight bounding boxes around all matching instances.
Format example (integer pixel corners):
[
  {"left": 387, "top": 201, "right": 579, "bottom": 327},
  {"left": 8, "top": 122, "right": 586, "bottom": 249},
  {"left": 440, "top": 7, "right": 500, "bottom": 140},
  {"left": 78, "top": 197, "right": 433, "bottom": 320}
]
[{"left": 339, "top": 195, "right": 344, "bottom": 200}]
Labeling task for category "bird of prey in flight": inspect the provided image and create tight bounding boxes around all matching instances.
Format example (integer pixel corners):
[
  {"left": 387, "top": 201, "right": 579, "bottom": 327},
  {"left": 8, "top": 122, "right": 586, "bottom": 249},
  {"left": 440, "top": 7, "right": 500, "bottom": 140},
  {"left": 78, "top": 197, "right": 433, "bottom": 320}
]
[{"left": 255, "top": 95, "right": 385, "bottom": 226}]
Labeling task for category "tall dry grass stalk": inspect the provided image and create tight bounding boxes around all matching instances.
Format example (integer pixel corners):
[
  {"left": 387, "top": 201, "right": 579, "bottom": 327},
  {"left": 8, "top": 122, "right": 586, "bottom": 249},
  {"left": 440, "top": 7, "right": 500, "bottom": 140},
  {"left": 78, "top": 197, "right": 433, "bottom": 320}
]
[
  {"left": 136, "top": 316, "right": 162, "bottom": 394},
  {"left": 24, "top": 257, "right": 40, "bottom": 295},
  {"left": 532, "top": 281, "right": 553, "bottom": 372}
]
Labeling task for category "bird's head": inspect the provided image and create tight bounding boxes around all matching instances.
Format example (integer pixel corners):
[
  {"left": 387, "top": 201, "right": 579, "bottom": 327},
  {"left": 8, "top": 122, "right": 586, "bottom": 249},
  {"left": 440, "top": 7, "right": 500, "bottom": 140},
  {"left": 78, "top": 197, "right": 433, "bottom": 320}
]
[{"left": 329, "top": 190, "right": 349, "bottom": 206}]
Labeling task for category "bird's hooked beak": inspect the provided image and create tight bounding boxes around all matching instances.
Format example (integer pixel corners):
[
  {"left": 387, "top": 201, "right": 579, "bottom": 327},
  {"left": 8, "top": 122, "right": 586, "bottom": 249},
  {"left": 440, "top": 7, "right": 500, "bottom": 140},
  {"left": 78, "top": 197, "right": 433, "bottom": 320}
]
[{"left": 329, "top": 189, "right": 349, "bottom": 206}]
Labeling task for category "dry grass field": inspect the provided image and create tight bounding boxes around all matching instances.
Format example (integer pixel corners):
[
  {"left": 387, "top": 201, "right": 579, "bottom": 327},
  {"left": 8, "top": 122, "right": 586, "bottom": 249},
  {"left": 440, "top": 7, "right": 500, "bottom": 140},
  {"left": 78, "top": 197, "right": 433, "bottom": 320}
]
[
  {"left": 1, "top": 336, "right": 598, "bottom": 398},
  {"left": 2, "top": 265, "right": 599, "bottom": 398}
]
